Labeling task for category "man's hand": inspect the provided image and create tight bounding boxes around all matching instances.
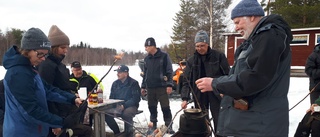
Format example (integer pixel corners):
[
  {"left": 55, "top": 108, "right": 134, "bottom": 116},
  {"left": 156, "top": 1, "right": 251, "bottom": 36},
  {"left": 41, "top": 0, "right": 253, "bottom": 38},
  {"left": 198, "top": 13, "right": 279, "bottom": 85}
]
[
  {"left": 52, "top": 128, "right": 62, "bottom": 135},
  {"left": 75, "top": 98, "right": 83, "bottom": 107},
  {"left": 181, "top": 101, "right": 188, "bottom": 109},
  {"left": 195, "top": 77, "right": 214, "bottom": 92},
  {"left": 141, "top": 89, "right": 147, "bottom": 96},
  {"left": 308, "top": 104, "right": 319, "bottom": 114},
  {"left": 166, "top": 87, "right": 172, "bottom": 94}
]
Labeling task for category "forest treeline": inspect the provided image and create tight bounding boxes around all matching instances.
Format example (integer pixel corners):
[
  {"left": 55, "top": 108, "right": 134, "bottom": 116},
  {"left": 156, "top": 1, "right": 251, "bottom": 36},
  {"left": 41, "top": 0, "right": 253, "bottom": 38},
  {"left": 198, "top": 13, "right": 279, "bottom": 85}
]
[{"left": 1, "top": 0, "right": 320, "bottom": 66}]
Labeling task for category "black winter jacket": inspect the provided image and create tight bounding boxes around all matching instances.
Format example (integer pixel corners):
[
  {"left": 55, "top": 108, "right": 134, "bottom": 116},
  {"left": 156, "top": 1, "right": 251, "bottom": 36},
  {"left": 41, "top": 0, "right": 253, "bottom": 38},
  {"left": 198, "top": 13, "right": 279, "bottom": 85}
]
[
  {"left": 181, "top": 47, "right": 230, "bottom": 101},
  {"left": 305, "top": 44, "right": 320, "bottom": 91},
  {"left": 38, "top": 54, "right": 76, "bottom": 117},
  {"left": 69, "top": 70, "right": 97, "bottom": 94},
  {"left": 141, "top": 48, "right": 173, "bottom": 88},
  {"left": 212, "top": 14, "right": 292, "bottom": 137},
  {"left": 110, "top": 76, "right": 141, "bottom": 108}
]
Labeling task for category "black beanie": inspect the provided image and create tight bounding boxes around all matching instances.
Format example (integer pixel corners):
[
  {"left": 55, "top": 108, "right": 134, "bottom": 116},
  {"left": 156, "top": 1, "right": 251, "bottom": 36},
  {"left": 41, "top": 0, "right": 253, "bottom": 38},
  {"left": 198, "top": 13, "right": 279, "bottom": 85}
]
[
  {"left": 145, "top": 37, "right": 156, "bottom": 47},
  {"left": 21, "top": 28, "right": 51, "bottom": 50}
]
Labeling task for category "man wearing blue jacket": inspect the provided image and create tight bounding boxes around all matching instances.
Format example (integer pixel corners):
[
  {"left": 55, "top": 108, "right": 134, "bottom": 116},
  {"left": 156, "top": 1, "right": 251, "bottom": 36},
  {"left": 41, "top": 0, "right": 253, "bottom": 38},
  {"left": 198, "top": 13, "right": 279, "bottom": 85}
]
[
  {"left": 195, "top": 0, "right": 293, "bottom": 136},
  {"left": 105, "top": 65, "right": 141, "bottom": 136},
  {"left": 2, "top": 28, "right": 82, "bottom": 137}
]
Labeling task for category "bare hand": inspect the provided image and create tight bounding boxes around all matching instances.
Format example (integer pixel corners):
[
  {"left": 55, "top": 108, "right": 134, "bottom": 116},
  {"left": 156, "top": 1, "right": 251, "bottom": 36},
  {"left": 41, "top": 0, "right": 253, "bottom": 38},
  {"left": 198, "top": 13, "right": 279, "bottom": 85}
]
[
  {"left": 166, "top": 87, "right": 172, "bottom": 94},
  {"left": 75, "top": 98, "right": 83, "bottom": 107},
  {"left": 195, "top": 77, "right": 214, "bottom": 92},
  {"left": 308, "top": 104, "right": 319, "bottom": 114},
  {"left": 181, "top": 101, "right": 188, "bottom": 109},
  {"left": 141, "top": 89, "right": 147, "bottom": 96},
  {"left": 52, "top": 128, "right": 62, "bottom": 135}
]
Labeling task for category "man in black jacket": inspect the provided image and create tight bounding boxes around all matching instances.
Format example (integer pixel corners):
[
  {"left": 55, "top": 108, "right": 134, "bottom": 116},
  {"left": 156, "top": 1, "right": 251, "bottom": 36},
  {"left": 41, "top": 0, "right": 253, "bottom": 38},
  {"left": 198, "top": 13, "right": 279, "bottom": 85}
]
[
  {"left": 105, "top": 65, "right": 141, "bottom": 136},
  {"left": 180, "top": 30, "right": 230, "bottom": 135},
  {"left": 305, "top": 42, "right": 320, "bottom": 104},
  {"left": 141, "top": 37, "right": 175, "bottom": 134}
]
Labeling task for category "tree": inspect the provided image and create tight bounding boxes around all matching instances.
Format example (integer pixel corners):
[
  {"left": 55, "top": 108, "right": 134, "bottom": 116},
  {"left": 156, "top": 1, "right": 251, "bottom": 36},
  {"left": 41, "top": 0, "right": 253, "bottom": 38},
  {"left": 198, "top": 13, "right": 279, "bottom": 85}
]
[
  {"left": 269, "top": 0, "right": 320, "bottom": 28},
  {"left": 171, "top": 0, "right": 198, "bottom": 63}
]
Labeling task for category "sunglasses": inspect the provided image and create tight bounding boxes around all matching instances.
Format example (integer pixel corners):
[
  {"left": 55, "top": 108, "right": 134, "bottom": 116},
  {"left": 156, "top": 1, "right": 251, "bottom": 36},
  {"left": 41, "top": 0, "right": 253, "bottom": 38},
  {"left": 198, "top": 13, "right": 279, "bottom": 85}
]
[{"left": 34, "top": 50, "right": 49, "bottom": 58}]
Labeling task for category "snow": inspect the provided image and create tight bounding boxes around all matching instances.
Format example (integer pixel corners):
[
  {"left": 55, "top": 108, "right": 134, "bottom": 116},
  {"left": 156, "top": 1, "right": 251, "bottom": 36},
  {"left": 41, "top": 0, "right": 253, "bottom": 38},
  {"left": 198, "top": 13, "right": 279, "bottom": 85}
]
[{"left": 0, "top": 65, "right": 311, "bottom": 136}]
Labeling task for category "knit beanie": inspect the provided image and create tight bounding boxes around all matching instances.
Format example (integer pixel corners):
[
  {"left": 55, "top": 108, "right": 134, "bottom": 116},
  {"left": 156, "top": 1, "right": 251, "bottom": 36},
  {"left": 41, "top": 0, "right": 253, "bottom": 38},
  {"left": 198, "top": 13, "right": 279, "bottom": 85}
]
[
  {"left": 21, "top": 28, "right": 51, "bottom": 50},
  {"left": 145, "top": 37, "right": 156, "bottom": 47},
  {"left": 48, "top": 25, "right": 70, "bottom": 46},
  {"left": 194, "top": 30, "right": 209, "bottom": 44},
  {"left": 231, "top": 0, "right": 265, "bottom": 20}
]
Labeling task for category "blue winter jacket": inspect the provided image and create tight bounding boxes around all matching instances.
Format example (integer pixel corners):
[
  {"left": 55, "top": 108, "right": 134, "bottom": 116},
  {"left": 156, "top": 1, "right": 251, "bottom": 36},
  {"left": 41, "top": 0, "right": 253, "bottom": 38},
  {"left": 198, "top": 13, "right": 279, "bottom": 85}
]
[{"left": 2, "top": 46, "right": 77, "bottom": 137}]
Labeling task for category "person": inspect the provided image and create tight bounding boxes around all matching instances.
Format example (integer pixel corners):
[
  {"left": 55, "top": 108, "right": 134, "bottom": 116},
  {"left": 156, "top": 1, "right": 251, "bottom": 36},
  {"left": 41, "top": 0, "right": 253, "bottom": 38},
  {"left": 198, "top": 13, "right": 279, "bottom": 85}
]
[
  {"left": 305, "top": 41, "right": 320, "bottom": 104},
  {"left": 2, "top": 28, "right": 83, "bottom": 137},
  {"left": 69, "top": 61, "right": 102, "bottom": 95},
  {"left": 105, "top": 64, "right": 141, "bottom": 136},
  {"left": 194, "top": 0, "right": 293, "bottom": 136},
  {"left": 37, "top": 25, "right": 92, "bottom": 137},
  {"left": 141, "top": 37, "right": 175, "bottom": 134},
  {"left": 180, "top": 30, "right": 230, "bottom": 134},
  {"left": 294, "top": 102, "right": 320, "bottom": 137},
  {"left": 0, "top": 79, "right": 4, "bottom": 137},
  {"left": 69, "top": 61, "right": 103, "bottom": 126},
  {"left": 172, "top": 60, "right": 186, "bottom": 94}
]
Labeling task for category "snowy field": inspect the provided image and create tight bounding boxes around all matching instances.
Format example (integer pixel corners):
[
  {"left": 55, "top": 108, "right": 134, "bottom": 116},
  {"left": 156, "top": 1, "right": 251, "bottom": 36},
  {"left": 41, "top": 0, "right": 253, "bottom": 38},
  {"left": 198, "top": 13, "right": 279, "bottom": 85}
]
[{"left": 0, "top": 65, "right": 311, "bottom": 136}]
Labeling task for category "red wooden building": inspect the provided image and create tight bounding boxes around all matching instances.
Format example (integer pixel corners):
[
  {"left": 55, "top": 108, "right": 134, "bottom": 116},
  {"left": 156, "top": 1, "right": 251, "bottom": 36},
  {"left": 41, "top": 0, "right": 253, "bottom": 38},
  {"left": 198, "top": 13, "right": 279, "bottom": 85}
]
[{"left": 223, "top": 27, "right": 320, "bottom": 66}]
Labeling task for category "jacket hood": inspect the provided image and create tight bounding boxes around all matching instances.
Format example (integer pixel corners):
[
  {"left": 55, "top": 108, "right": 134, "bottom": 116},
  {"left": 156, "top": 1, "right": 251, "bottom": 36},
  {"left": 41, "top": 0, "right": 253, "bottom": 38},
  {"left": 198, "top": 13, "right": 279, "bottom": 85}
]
[
  {"left": 314, "top": 44, "right": 320, "bottom": 52},
  {"left": 3, "top": 46, "right": 31, "bottom": 69},
  {"left": 256, "top": 14, "right": 293, "bottom": 44}
]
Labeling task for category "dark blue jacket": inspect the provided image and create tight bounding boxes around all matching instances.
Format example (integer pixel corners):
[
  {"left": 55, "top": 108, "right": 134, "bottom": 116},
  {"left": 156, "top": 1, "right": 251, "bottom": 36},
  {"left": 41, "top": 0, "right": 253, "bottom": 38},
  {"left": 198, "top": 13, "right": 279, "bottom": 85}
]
[
  {"left": 110, "top": 76, "right": 141, "bottom": 108},
  {"left": 2, "top": 46, "right": 76, "bottom": 137},
  {"left": 141, "top": 48, "right": 173, "bottom": 88},
  {"left": 212, "top": 15, "right": 292, "bottom": 137}
]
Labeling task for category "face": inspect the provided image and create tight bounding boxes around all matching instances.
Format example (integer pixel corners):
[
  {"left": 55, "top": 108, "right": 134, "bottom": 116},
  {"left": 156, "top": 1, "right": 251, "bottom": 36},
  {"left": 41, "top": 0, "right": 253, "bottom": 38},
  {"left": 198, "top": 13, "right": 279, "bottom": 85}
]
[
  {"left": 117, "top": 71, "right": 128, "bottom": 81},
  {"left": 72, "top": 67, "right": 83, "bottom": 78},
  {"left": 29, "top": 49, "right": 49, "bottom": 66},
  {"left": 57, "top": 45, "right": 69, "bottom": 56},
  {"left": 195, "top": 42, "right": 209, "bottom": 55},
  {"left": 233, "top": 16, "right": 256, "bottom": 40}
]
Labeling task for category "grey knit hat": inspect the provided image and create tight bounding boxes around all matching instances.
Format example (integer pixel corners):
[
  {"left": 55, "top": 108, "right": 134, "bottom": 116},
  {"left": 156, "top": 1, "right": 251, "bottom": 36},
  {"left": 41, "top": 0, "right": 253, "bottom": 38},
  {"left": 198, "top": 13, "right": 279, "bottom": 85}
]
[
  {"left": 194, "top": 30, "right": 209, "bottom": 44},
  {"left": 21, "top": 28, "right": 51, "bottom": 50},
  {"left": 231, "top": 0, "right": 265, "bottom": 20},
  {"left": 48, "top": 25, "right": 70, "bottom": 46}
]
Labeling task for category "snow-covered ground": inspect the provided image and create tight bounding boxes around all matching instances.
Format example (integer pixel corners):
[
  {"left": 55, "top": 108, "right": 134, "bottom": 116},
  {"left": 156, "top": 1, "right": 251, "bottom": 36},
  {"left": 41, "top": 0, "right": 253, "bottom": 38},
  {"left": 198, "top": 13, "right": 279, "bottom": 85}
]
[{"left": 0, "top": 65, "right": 311, "bottom": 136}]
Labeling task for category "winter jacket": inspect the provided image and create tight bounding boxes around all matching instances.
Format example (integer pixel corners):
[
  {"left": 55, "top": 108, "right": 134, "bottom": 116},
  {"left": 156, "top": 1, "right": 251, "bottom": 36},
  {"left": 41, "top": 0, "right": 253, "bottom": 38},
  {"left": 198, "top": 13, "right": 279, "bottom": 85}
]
[
  {"left": 37, "top": 54, "right": 76, "bottom": 117},
  {"left": 305, "top": 44, "right": 320, "bottom": 103},
  {"left": 141, "top": 48, "right": 173, "bottom": 88},
  {"left": 212, "top": 14, "right": 292, "bottom": 137},
  {"left": 110, "top": 76, "right": 141, "bottom": 108},
  {"left": 69, "top": 70, "right": 98, "bottom": 94},
  {"left": 181, "top": 48, "right": 230, "bottom": 101},
  {"left": 2, "top": 46, "right": 76, "bottom": 137}
]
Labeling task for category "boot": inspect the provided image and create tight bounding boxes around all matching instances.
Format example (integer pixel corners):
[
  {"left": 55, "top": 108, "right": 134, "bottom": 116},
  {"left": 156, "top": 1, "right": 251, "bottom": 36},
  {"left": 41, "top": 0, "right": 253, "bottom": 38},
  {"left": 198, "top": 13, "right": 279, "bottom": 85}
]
[{"left": 147, "top": 122, "right": 157, "bottom": 135}]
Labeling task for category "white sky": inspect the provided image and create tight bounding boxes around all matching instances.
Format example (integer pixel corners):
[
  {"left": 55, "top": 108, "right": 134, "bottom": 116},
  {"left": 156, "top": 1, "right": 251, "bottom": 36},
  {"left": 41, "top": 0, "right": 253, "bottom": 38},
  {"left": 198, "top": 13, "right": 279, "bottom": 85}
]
[{"left": 0, "top": 0, "right": 246, "bottom": 52}]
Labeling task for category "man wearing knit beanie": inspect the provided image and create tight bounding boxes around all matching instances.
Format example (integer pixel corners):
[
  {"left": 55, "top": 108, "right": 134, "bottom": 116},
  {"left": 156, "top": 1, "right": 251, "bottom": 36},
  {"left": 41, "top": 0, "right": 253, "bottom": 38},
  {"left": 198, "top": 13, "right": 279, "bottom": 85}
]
[
  {"left": 194, "top": 0, "right": 293, "bottom": 136},
  {"left": 180, "top": 29, "right": 230, "bottom": 136},
  {"left": 38, "top": 25, "right": 93, "bottom": 137}
]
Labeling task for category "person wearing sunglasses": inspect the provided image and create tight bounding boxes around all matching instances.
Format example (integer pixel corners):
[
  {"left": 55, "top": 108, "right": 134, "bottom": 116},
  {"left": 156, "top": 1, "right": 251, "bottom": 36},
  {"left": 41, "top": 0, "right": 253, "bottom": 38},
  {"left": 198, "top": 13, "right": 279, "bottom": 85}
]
[{"left": 2, "top": 27, "right": 83, "bottom": 137}]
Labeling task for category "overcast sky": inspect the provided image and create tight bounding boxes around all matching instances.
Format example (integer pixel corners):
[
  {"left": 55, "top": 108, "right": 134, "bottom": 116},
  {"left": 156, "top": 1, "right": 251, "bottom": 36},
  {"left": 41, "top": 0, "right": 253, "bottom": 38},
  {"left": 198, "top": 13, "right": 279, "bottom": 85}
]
[{"left": 0, "top": 0, "right": 243, "bottom": 52}]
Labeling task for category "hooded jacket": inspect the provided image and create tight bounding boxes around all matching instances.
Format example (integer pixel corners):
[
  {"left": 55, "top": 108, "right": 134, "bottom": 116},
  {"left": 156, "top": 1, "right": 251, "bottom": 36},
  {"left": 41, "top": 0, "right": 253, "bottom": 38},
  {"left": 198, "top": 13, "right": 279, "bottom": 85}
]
[
  {"left": 2, "top": 46, "right": 76, "bottom": 137},
  {"left": 305, "top": 43, "right": 320, "bottom": 103},
  {"left": 212, "top": 14, "right": 292, "bottom": 137}
]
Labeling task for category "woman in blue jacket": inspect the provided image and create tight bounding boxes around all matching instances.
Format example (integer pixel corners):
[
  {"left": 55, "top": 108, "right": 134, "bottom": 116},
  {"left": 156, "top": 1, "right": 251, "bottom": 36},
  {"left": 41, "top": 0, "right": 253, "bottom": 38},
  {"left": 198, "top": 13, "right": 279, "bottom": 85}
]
[{"left": 2, "top": 28, "right": 82, "bottom": 137}]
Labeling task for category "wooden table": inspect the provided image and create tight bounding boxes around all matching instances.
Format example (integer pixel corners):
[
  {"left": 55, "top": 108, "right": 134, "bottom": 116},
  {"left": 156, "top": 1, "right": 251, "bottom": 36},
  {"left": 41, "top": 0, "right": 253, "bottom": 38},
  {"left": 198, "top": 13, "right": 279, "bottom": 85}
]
[{"left": 88, "top": 99, "right": 124, "bottom": 137}]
